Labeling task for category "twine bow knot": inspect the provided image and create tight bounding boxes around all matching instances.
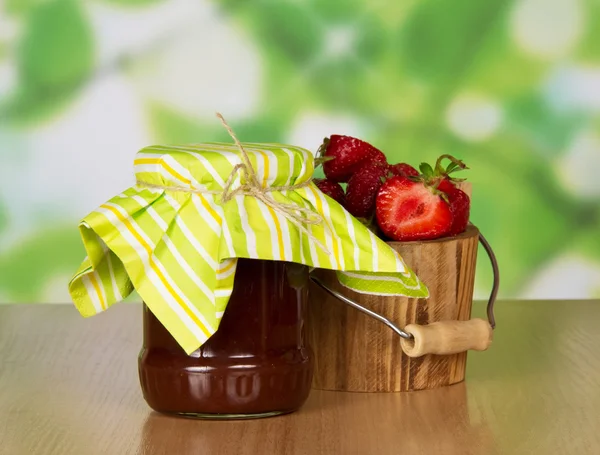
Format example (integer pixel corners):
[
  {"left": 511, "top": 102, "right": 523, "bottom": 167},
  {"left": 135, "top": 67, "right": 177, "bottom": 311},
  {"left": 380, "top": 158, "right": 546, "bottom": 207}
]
[{"left": 136, "top": 113, "right": 328, "bottom": 252}]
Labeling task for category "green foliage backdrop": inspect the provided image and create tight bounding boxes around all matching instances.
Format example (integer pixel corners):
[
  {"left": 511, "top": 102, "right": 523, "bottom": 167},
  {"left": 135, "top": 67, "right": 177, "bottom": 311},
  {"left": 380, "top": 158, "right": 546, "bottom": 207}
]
[{"left": 0, "top": 0, "right": 599, "bottom": 303}]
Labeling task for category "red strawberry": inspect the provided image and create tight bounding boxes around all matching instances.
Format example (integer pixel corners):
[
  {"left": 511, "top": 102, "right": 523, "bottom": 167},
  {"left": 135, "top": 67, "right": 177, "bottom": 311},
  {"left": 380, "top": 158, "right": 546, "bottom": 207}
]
[
  {"left": 320, "top": 135, "right": 385, "bottom": 182},
  {"left": 345, "top": 162, "right": 388, "bottom": 218},
  {"left": 375, "top": 176, "right": 452, "bottom": 241},
  {"left": 368, "top": 149, "right": 388, "bottom": 167},
  {"left": 315, "top": 178, "right": 345, "bottom": 205},
  {"left": 389, "top": 163, "right": 419, "bottom": 178},
  {"left": 438, "top": 179, "right": 470, "bottom": 236}
]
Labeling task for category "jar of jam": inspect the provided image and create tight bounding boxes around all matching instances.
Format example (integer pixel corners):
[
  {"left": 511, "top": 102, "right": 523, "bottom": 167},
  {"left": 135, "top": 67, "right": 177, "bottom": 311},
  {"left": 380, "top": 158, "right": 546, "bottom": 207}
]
[{"left": 138, "top": 259, "right": 314, "bottom": 419}]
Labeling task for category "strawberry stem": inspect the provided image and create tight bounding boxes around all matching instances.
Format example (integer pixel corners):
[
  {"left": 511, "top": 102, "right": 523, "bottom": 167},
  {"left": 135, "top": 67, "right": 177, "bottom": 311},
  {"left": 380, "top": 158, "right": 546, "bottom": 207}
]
[{"left": 434, "top": 154, "right": 468, "bottom": 176}]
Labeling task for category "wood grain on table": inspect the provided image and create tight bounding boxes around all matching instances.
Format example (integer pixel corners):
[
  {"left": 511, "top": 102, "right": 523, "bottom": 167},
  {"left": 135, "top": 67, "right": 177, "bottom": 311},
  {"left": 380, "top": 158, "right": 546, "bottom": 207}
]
[{"left": 1, "top": 301, "right": 599, "bottom": 455}]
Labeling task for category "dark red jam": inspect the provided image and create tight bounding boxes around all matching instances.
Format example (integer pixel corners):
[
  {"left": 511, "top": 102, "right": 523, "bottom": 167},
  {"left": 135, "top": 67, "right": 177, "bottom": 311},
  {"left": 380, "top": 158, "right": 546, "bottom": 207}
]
[{"left": 138, "top": 259, "right": 314, "bottom": 418}]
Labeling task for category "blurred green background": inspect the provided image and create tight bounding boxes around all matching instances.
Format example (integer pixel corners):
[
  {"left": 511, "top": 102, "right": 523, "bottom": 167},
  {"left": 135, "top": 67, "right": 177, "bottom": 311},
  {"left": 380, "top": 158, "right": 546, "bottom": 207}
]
[{"left": 0, "top": 0, "right": 598, "bottom": 303}]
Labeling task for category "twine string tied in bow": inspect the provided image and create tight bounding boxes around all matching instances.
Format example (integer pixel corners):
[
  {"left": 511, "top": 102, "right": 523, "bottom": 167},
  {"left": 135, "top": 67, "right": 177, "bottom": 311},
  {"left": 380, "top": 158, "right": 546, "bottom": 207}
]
[{"left": 136, "top": 113, "right": 328, "bottom": 253}]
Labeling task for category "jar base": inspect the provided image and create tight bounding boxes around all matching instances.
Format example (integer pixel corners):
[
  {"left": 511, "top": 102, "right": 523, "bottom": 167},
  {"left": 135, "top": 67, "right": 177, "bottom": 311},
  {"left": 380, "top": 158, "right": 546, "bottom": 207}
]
[
  {"left": 167, "top": 410, "right": 292, "bottom": 420},
  {"left": 139, "top": 346, "right": 314, "bottom": 418}
]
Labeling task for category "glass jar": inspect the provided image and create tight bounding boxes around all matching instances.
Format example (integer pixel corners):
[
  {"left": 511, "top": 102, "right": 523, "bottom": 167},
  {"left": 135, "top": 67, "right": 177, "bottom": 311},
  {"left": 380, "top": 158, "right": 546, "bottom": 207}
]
[{"left": 138, "top": 259, "right": 314, "bottom": 419}]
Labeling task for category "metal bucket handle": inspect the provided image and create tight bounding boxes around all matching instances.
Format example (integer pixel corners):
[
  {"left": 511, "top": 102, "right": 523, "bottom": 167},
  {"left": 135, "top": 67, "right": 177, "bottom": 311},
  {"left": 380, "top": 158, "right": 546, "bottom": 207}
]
[{"left": 310, "top": 231, "right": 499, "bottom": 358}]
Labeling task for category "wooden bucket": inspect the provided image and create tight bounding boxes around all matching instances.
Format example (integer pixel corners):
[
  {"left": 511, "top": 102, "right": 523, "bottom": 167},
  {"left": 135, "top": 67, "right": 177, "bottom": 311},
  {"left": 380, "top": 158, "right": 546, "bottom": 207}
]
[{"left": 307, "top": 225, "right": 495, "bottom": 392}]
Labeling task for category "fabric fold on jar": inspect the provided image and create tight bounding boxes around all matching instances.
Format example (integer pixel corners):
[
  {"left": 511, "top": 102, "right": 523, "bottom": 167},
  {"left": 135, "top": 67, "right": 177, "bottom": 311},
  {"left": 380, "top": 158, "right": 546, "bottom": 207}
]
[{"left": 69, "top": 142, "right": 429, "bottom": 354}]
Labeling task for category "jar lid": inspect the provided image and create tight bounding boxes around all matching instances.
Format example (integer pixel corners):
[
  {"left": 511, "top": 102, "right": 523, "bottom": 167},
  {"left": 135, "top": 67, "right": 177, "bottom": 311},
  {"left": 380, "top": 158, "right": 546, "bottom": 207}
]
[{"left": 69, "top": 136, "right": 428, "bottom": 354}]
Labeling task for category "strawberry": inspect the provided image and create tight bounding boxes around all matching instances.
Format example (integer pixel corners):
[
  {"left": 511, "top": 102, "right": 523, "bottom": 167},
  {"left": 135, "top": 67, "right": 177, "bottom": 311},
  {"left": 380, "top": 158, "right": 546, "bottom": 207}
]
[
  {"left": 368, "top": 149, "right": 388, "bottom": 167},
  {"left": 315, "top": 178, "right": 345, "bottom": 205},
  {"left": 416, "top": 154, "right": 470, "bottom": 236},
  {"left": 375, "top": 176, "right": 453, "bottom": 241},
  {"left": 389, "top": 163, "right": 419, "bottom": 178},
  {"left": 320, "top": 135, "right": 386, "bottom": 182},
  {"left": 345, "top": 162, "right": 388, "bottom": 218},
  {"left": 437, "top": 179, "right": 470, "bottom": 236}
]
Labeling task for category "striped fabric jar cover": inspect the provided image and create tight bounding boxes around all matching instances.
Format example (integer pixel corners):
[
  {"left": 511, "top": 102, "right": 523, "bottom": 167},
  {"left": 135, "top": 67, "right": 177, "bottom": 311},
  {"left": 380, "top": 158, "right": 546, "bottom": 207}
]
[{"left": 69, "top": 142, "right": 428, "bottom": 354}]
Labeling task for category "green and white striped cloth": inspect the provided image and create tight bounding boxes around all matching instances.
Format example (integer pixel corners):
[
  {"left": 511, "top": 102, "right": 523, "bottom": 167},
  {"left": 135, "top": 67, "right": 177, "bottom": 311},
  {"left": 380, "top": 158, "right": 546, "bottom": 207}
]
[{"left": 69, "top": 142, "right": 428, "bottom": 354}]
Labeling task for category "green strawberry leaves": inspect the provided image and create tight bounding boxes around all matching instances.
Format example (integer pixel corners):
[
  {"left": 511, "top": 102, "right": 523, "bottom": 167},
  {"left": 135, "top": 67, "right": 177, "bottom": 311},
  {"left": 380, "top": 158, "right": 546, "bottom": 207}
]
[
  {"left": 416, "top": 155, "right": 468, "bottom": 183},
  {"left": 419, "top": 162, "right": 435, "bottom": 178}
]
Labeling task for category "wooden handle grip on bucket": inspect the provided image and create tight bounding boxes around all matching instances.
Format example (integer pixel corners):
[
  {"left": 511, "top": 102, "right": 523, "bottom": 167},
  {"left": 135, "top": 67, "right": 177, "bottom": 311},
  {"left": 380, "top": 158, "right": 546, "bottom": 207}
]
[{"left": 400, "top": 319, "right": 493, "bottom": 358}]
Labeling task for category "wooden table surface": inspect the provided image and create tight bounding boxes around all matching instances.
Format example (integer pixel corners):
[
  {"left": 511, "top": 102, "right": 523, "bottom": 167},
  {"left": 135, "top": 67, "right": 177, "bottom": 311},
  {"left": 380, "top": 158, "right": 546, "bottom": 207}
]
[{"left": 1, "top": 301, "right": 599, "bottom": 455}]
